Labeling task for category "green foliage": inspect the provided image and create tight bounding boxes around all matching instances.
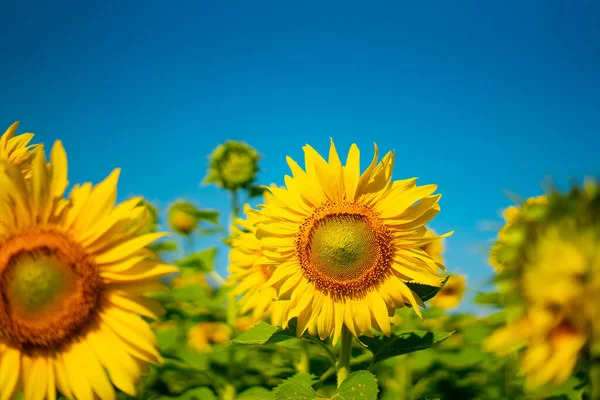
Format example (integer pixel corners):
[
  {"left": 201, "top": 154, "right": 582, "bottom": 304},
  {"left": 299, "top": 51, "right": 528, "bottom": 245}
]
[
  {"left": 173, "top": 247, "right": 217, "bottom": 272},
  {"left": 362, "top": 330, "right": 454, "bottom": 368},
  {"left": 274, "top": 371, "right": 378, "bottom": 400},
  {"left": 406, "top": 276, "right": 449, "bottom": 303},
  {"left": 472, "top": 291, "right": 502, "bottom": 307},
  {"left": 232, "top": 322, "right": 297, "bottom": 345}
]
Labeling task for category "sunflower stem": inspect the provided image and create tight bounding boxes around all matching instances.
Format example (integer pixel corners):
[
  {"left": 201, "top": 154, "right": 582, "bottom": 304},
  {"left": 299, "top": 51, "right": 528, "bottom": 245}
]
[
  {"left": 295, "top": 340, "right": 310, "bottom": 374},
  {"left": 226, "top": 189, "right": 240, "bottom": 385},
  {"left": 336, "top": 327, "right": 353, "bottom": 387}
]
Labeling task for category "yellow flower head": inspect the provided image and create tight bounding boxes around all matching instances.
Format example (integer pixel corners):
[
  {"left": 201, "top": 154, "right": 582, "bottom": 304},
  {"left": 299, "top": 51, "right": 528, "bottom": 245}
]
[
  {"left": 187, "top": 322, "right": 232, "bottom": 352},
  {"left": 0, "top": 141, "right": 177, "bottom": 399},
  {"left": 203, "top": 141, "right": 260, "bottom": 191},
  {"left": 420, "top": 227, "right": 444, "bottom": 264},
  {"left": 522, "top": 227, "right": 591, "bottom": 306},
  {"left": 487, "top": 182, "right": 600, "bottom": 389},
  {"left": 485, "top": 307, "right": 587, "bottom": 389},
  {"left": 429, "top": 274, "right": 466, "bottom": 310},
  {"left": 227, "top": 195, "right": 282, "bottom": 324},
  {"left": 490, "top": 195, "right": 547, "bottom": 271},
  {"left": 254, "top": 139, "right": 451, "bottom": 344},
  {"left": 168, "top": 200, "right": 201, "bottom": 236},
  {"left": 0, "top": 122, "right": 40, "bottom": 178}
]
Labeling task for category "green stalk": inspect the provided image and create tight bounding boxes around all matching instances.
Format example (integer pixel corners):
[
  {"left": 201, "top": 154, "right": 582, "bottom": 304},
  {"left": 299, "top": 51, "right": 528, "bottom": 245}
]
[
  {"left": 394, "top": 356, "right": 410, "bottom": 400},
  {"left": 336, "top": 327, "right": 353, "bottom": 387},
  {"left": 295, "top": 341, "right": 310, "bottom": 374},
  {"left": 225, "top": 189, "right": 240, "bottom": 395},
  {"left": 226, "top": 189, "right": 239, "bottom": 327}
]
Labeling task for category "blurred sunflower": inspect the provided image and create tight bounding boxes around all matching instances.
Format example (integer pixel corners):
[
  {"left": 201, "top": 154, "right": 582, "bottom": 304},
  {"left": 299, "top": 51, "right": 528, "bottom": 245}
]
[
  {"left": 1, "top": 122, "right": 40, "bottom": 178},
  {"left": 203, "top": 141, "right": 260, "bottom": 191},
  {"left": 227, "top": 196, "right": 283, "bottom": 324},
  {"left": 486, "top": 183, "right": 600, "bottom": 389},
  {"left": 168, "top": 200, "right": 201, "bottom": 236},
  {"left": 486, "top": 307, "right": 587, "bottom": 389},
  {"left": 254, "top": 139, "right": 451, "bottom": 344},
  {"left": 187, "top": 322, "right": 232, "bottom": 352},
  {"left": 489, "top": 195, "right": 547, "bottom": 271},
  {"left": 0, "top": 141, "right": 177, "bottom": 399},
  {"left": 429, "top": 274, "right": 466, "bottom": 310}
]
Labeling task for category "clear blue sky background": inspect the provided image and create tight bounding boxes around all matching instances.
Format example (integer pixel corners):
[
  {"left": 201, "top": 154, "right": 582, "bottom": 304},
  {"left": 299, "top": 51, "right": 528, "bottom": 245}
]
[{"left": 1, "top": 0, "right": 598, "bottom": 312}]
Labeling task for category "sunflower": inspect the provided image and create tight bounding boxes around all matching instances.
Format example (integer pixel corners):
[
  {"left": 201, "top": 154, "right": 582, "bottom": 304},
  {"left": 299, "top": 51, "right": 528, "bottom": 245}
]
[
  {"left": 168, "top": 200, "right": 201, "bottom": 236},
  {"left": 486, "top": 188, "right": 600, "bottom": 389},
  {"left": 429, "top": 274, "right": 466, "bottom": 310},
  {"left": 489, "top": 195, "right": 547, "bottom": 271},
  {"left": 227, "top": 198, "right": 283, "bottom": 325},
  {"left": 1, "top": 122, "right": 40, "bottom": 177},
  {"left": 187, "top": 322, "right": 232, "bottom": 352},
  {"left": 254, "top": 139, "right": 451, "bottom": 344},
  {"left": 203, "top": 141, "right": 260, "bottom": 191},
  {"left": 485, "top": 306, "right": 587, "bottom": 389},
  {"left": 0, "top": 141, "right": 177, "bottom": 399}
]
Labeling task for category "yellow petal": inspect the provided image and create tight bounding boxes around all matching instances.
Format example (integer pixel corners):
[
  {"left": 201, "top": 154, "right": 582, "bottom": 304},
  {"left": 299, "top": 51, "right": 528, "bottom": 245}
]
[
  {"left": 0, "top": 347, "right": 20, "bottom": 400},
  {"left": 343, "top": 144, "right": 360, "bottom": 200},
  {"left": 105, "top": 291, "right": 165, "bottom": 320},
  {"left": 23, "top": 356, "right": 48, "bottom": 400},
  {"left": 62, "top": 346, "right": 95, "bottom": 400},
  {"left": 49, "top": 141, "right": 68, "bottom": 199},
  {"left": 94, "top": 232, "right": 169, "bottom": 265}
]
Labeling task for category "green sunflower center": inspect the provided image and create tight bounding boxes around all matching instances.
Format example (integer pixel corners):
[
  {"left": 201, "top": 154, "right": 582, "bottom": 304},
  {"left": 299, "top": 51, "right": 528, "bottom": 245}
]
[
  {"left": 6, "top": 254, "right": 75, "bottom": 315},
  {"left": 221, "top": 151, "right": 256, "bottom": 186},
  {"left": 309, "top": 215, "right": 379, "bottom": 281},
  {"left": 296, "top": 201, "right": 394, "bottom": 297}
]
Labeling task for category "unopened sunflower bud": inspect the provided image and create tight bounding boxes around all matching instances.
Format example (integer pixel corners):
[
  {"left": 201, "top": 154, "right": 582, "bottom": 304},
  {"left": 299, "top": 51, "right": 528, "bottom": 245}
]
[
  {"left": 168, "top": 200, "right": 201, "bottom": 236},
  {"left": 203, "top": 141, "right": 260, "bottom": 191}
]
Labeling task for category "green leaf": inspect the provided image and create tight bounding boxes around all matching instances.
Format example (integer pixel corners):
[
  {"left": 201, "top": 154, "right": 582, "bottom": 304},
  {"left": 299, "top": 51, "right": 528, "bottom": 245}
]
[
  {"left": 237, "top": 387, "right": 274, "bottom": 400},
  {"left": 274, "top": 381, "right": 319, "bottom": 400},
  {"left": 286, "top": 373, "right": 319, "bottom": 385},
  {"left": 158, "top": 387, "right": 218, "bottom": 400},
  {"left": 361, "top": 330, "right": 454, "bottom": 367},
  {"left": 170, "top": 284, "right": 211, "bottom": 302},
  {"left": 248, "top": 185, "right": 268, "bottom": 199},
  {"left": 232, "top": 322, "right": 296, "bottom": 345},
  {"left": 155, "top": 322, "right": 184, "bottom": 354},
  {"left": 193, "top": 209, "right": 219, "bottom": 224},
  {"left": 173, "top": 247, "right": 217, "bottom": 272},
  {"left": 334, "top": 371, "right": 379, "bottom": 400},
  {"left": 472, "top": 291, "right": 502, "bottom": 307},
  {"left": 158, "top": 361, "right": 213, "bottom": 395},
  {"left": 149, "top": 240, "right": 178, "bottom": 253},
  {"left": 406, "top": 276, "right": 449, "bottom": 303}
]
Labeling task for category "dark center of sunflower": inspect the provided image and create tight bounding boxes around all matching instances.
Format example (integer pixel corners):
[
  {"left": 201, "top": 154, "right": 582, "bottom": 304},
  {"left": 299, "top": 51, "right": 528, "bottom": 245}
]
[
  {"left": 0, "top": 229, "right": 99, "bottom": 352},
  {"left": 296, "top": 201, "right": 393, "bottom": 298}
]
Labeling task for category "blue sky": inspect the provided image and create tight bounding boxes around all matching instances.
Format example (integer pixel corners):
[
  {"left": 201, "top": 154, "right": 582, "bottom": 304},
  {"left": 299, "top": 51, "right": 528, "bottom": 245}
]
[{"left": 1, "top": 0, "right": 599, "bottom": 311}]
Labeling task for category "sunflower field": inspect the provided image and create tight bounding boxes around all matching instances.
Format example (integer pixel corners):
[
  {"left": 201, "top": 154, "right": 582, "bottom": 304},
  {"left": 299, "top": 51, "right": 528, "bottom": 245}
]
[{"left": 0, "top": 121, "right": 598, "bottom": 400}]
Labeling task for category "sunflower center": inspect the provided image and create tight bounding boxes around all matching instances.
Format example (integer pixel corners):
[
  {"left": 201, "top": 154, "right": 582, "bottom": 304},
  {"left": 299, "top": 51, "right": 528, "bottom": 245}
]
[
  {"left": 296, "top": 201, "right": 393, "bottom": 298},
  {"left": 222, "top": 151, "right": 256, "bottom": 185},
  {"left": 0, "top": 229, "right": 99, "bottom": 351},
  {"left": 310, "top": 216, "right": 378, "bottom": 281},
  {"left": 6, "top": 254, "right": 75, "bottom": 314}
]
